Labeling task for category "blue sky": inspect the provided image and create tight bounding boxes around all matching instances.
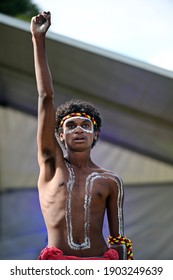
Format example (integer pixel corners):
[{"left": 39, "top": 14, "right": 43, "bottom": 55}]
[{"left": 33, "top": 0, "right": 173, "bottom": 71}]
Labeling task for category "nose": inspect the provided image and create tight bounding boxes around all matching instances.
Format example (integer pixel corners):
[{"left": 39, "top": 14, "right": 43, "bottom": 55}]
[{"left": 74, "top": 126, "right": 84, "bottom": 133}]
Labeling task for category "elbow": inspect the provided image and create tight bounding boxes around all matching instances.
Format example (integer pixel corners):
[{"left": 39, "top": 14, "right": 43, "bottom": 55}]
[
  {"left": 38, "top": 89, "right": 54, "bottom": 98},
  {"left": 38, "top": 93, "right": 54, "bottom": 105}
]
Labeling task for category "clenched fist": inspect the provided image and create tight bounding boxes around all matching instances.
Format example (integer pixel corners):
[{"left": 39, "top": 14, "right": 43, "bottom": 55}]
[{"left": 30, "top": 11, "right": 51, "bottom": 37}]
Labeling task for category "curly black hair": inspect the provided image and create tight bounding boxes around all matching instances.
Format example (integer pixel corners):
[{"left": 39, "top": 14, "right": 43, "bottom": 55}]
[{"left": 55, "top": 99, "right": 102, "bottom": 148}]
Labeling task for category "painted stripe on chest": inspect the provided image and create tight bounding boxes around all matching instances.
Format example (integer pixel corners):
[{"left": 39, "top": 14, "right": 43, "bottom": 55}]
[{"left": 65, "top": 162, "right": 123, "bottom": 250}]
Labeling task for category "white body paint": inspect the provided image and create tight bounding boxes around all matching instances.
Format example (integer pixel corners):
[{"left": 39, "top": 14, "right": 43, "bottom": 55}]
[{"left": 65, "top": 162, "right": 124, "bottom": 250}]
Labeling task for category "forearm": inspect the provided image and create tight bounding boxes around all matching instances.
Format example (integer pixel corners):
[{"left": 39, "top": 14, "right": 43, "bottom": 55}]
[
  {"left": 32, "top": 34, "right": 56, "bottom": 154},
  {"left": 32, "top": 34, "right": 54, "bottom": 97}
]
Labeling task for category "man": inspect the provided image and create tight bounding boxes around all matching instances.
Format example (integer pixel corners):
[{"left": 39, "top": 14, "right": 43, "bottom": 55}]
[{"left": 30, "top": 12, "right": 133, "bottom": 260}]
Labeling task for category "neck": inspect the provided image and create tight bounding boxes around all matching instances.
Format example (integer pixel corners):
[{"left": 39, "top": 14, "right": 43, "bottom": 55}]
[{"left": 66, "top": 150, "right": 93, "bottom": 168}]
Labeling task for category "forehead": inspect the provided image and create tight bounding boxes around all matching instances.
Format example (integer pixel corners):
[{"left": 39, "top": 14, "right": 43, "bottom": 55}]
[{"left": 63, "top": 116, "right": 92, "bottom": 125}]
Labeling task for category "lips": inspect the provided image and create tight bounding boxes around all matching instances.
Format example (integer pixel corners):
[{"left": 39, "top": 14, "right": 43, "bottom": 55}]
[{"left": 73, "top": 136, "right": 86, "bottom": 142}]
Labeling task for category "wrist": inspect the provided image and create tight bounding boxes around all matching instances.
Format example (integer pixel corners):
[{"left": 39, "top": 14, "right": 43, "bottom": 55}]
[
  {"left": 32, "top": 33, "right": 46, "bottom": 42},
  {"left": 108, "top": 235, "right": 133, "bottom": 260}
]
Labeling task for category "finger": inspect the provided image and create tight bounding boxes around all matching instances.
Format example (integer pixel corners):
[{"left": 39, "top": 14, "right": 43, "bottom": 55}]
[
  {"left": 37, "top": 11, "right": 51, "bottom": 25},
  {"left": 35, "top": 14, "right": 47, "bottom": 25},
  {"left": 31, "top": 15, "right": 38, "bottom": 23},
  {"left": 43, "top": 11, "right": 50, "bottom": 16},
  {"left": 43, "top": 11, "right": 51, "bottom": 25},
  {"left": 41, "top": 11, "right": 51, "bottom": 19}
]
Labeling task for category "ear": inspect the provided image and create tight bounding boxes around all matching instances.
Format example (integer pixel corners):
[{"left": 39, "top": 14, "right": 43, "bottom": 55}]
[
  {"left": 59, "top": 132, "right": 65, "bottom": 142},
  {"left": 94, "top": 131, "right": 99, "bottom": 140}
]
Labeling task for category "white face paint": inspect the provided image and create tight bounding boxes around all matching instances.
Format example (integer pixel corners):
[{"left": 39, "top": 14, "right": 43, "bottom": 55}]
[{"left": 63, "top": 117, "right": 94, "bottom": 135}]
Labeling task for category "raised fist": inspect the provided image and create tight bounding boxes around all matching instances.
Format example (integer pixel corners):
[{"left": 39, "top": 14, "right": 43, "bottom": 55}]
[{"left": 30, "top": 12, "right": 51, "bottom": 36}]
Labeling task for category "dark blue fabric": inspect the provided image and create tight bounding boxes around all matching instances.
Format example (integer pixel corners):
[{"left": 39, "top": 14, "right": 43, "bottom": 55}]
[{"left": 0, "top": 188, "right": 47, "bottom": 260}]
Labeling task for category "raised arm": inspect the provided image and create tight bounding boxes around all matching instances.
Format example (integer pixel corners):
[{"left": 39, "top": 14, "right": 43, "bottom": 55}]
[{"left": 30, "top": 12, "right": 63, "bottom": 177}]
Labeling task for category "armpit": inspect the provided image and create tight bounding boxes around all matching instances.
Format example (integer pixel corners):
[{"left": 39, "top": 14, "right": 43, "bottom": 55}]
[
  {"left": 42, "top": 148, "right": 54, "bottom": 160},
  {"left": 41, "top": 148, "right": 55, "bottom": 172}
]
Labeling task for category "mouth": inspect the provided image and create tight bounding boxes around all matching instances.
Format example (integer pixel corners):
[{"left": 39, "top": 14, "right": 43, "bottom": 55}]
[{"left": 73, "top": 136, "right": 86, "bottom": 142}]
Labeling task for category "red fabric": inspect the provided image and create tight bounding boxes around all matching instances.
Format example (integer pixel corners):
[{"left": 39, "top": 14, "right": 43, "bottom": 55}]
[{"left": 38, "top": 247, "right": 119, "bottom": 260}]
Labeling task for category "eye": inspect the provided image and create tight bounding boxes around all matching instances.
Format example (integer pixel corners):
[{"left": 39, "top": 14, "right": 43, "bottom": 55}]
[
  {"left": 82, "top": 123, "right": 90, "bottom": 129},
  {"left": 67, "top": 124, "right": 75, "bottom": 129}
]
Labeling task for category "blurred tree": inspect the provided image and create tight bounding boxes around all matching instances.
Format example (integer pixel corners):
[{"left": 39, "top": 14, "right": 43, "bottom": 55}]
[{"left": 0, "top": 0, "right": 40, "bottom": 21}]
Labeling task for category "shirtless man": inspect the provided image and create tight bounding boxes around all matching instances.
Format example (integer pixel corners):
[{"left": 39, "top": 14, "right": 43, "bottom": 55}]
[{"left": 30, "top": 12, "right": 133, "bottom": 260}]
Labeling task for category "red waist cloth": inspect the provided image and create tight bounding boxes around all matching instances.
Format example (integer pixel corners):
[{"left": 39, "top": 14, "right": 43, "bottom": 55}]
[{"left": 38, "top": 247, "right": 119, "bottom": 260}]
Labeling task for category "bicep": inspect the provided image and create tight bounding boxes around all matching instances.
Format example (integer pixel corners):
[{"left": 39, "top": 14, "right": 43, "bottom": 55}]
[
  {"left": 107, "top": 177, "right": 124, "bottom": 236},
  {"left": 37, "top": 95, "right": 63, "bottom": 167}
]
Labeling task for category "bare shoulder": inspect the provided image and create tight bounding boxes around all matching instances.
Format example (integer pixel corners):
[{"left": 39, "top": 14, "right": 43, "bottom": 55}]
[
  {"left": 98, "top": 168, "right": 124, "bottom": 205},
  {"left": 96, "top": 166, "right": 123, "bottom": 186}
]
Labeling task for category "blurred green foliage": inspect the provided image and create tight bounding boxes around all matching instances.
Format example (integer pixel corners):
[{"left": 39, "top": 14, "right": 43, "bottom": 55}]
[{"left": 0, "top": 0, "right": 40, "bottom": 21}]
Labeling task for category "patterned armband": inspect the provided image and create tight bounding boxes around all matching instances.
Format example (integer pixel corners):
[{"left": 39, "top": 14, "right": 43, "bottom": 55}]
[{"left": 108, "top": 235, "right": 133, "bottom": 260}]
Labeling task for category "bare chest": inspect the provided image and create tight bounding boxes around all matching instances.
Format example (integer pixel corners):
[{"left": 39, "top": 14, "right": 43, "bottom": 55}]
[{"left": 66, "top": 165, "right": 112, "bottom": 207}]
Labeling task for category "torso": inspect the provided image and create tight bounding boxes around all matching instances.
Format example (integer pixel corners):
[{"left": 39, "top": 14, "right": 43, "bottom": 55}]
[{"left": 38, "top": 159, "right": 120, "bottom": 257}]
